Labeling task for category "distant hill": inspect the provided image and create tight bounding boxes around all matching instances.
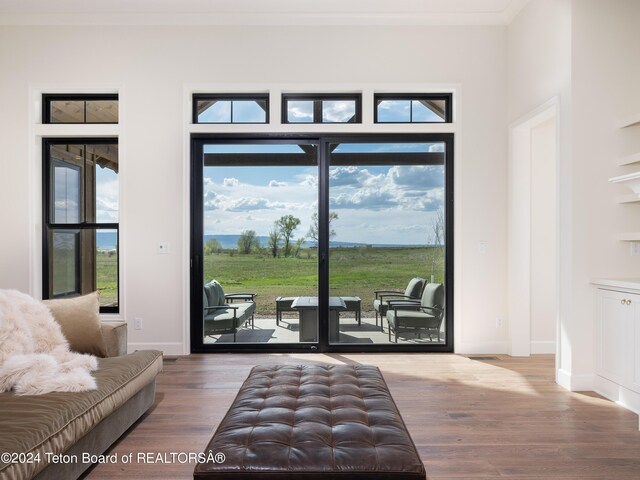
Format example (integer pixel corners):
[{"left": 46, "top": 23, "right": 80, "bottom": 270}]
[
  {"left": 97, "top": 232, "right": 428, "bottom": 251},
  {"left": 203, "top": 234, "right": 427, "bottom": 249}
]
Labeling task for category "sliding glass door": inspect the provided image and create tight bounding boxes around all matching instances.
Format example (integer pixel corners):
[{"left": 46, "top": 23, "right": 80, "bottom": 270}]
[
  {"left": 327, "top": 140, "right": 448, "bottom": 346},
  {"left": 191, "top": 134, "right": 452, "bottom": 352}
]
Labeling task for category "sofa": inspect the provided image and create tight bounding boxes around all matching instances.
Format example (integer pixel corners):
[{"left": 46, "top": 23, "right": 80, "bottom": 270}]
[
  {"left": 0, "top": 295, "right": 163, "bottom": 480},
  {"left": 203, "top": 280, "right": 256, "bottom": 341}
]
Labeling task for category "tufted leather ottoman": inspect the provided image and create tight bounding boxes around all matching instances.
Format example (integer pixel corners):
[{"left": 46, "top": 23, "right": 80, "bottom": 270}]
[{"left": 194, "top": 364, "right": 426, "bottom": 479}]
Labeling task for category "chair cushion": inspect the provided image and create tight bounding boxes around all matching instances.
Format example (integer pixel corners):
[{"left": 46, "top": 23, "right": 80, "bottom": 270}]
[
  {"left": 373, "top": 298, "right": 388, "bottom": 312},
  {"left": 404, "top": 277, "right": 425, "bottom": 299},
  {"left": 212, "top": 281, "right": 225, "bottom": 306},
  {"left": 43, "top": 292, "right": 107, "bottom": 358},
  {"left": 420, "top": 283, "right": 444, "bottom": 309},
  {"left": 204, "top": 302, "right": 256, "bottom": 324},
  {"left": 386, "top": 309, "right": 439, "bottom": 329},
  {"left": 204, "top": 282, "right": 218, "bottom": 307}
]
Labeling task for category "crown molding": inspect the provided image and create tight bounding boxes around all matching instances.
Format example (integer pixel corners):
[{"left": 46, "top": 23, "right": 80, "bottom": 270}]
[{"left": 0, "top": 3, "right": 531, "bottom": 27}]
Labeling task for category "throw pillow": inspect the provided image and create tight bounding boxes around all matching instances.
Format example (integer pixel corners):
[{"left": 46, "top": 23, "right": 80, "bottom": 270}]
[{"left": 43, "top": 292, "right": 108, "bottom": 358}]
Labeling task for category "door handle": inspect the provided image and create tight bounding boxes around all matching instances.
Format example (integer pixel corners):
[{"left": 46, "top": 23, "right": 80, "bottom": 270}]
[{"left": 627, "top": 299, "right": 632, "bottom": 305}]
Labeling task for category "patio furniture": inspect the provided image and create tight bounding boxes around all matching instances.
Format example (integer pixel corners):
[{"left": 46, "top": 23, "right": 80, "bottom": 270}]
[
  {"left": 275, "top": 296, "right": 296, "bottom": 325},
  {"left": 194, "top": 364, "right": 426, "bottom": 480},
  {"left": 203, "top": 280, "right": 257, "bottom": 342},
  {"left": 340, "top": 296, "right": 362, "bottom": 324},
  {"left": 386, "top": 283, "right": 444, "bottom": 343},
  {"left": 291, "top": 296, "right": 346, "bottom": 342},
  {"left": 374, "top": 277, "right": 425, "bottom": 331},
  {"left": 276, "top": 295, "right": 361, "bottom": 326}
]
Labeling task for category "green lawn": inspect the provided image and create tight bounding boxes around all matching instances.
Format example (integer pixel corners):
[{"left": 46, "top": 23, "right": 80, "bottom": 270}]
[
  {"left": 204, "top": 246, "right": 445, "bottom": 315},
  {"left": 96, "top": 251, "right": 118, "bottom": 306},
  {"left": 94, "top": 246, "right": 445, "bottom": 315}
]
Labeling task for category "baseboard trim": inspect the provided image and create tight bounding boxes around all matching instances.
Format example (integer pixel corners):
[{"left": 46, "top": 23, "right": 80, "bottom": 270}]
[
  {"left": 556, "top": 368, "right": 594, "bottom": 391},
  {"left": 456, "top": 341, "right": 509, "bottom": 354},
  {"left": 594, "top": 375, "right": 640, "bottom": 419},
  {"left": 530, "top": 340, "right": 556, "bottom": 354},
  {"left": 128, "top": 342, "right": 185, "bottom": 355}
]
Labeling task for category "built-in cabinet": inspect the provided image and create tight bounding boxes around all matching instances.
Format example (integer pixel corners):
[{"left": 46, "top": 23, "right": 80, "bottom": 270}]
[{"left": 593, "top": 280, "right": 640, "bottom": 420}]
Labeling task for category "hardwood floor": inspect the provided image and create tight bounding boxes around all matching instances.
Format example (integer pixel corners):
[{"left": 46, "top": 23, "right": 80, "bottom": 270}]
[{"left": 85, "top": 354, "right": 640, "bottom": 479}]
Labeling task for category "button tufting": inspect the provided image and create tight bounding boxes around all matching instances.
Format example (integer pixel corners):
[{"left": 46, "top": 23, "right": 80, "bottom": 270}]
[{"left": 195, "top": 364, "right": 425, "bottom": 479}]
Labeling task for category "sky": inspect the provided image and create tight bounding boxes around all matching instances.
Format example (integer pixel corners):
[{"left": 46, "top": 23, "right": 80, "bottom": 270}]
[
  {"left": 203, "top": 142, "right": 446, "bottom": 246},
  {"left": 53, "top": 161, "right": 118, "bottom": 224}
]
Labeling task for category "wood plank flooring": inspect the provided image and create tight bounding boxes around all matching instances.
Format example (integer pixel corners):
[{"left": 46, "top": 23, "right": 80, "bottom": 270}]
[{"left": 84, "top": 354, "right": 640, "bottom": 479}]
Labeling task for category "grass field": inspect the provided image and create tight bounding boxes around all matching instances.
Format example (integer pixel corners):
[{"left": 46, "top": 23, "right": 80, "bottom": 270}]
[
  {"left": 94, "top": 246, "right": 445, "bottom": 315},
  {"left": 204, "top": 246, "right": 445, "bottom": 315},
  {"left": 96, "top": 251, "right": 118, "bottom": 306}
]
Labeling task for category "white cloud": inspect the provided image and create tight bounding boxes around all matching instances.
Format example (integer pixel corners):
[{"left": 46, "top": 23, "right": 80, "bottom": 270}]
[
  {"left": 322, "top": 101, "right": 355, "bottom": 123},
  {"left": 223, "top": 177, "right": 239, "bottom": 187},
  {"left": 389, "top": 165, "right": 444, "bottom": 189},
  {"left": 268, "top": 180, "right": 287, "bottom": 187},
  {"left": 287, "top": 101, "right": 313, "bottom": 121},
  {"left": 329, "top": 166, "right": 363, "bottom": 187},
  {"left": 301, "top": 175, "right": 318, "bottom": 187},
  {"left": 225, "top": 197, "right": 290, "bottom": 212},
  {"left": 204, "top": 191, "right": 225, "bottom": 210},
  {"left": 330, "top": 189, "right": 396, "bottom": 210}
]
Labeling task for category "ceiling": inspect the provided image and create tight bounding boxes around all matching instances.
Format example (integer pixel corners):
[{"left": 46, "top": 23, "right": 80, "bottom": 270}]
[{"left": 0, "top": 0, "right": 531, "bottom": 25}]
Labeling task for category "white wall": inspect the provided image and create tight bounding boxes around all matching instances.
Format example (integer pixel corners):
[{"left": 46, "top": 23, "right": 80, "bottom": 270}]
[
  {"left": 567, "top": 0, "right": 640, "bottom": 385},
  {"left": 509, "top": 0, "right": 640, "bottom": 389},
  {"left": 0, "top": 24, "right": 508, "bottom": 354},
  {"left": 530, "top": 117, "right": 557, "bottom": 353}
]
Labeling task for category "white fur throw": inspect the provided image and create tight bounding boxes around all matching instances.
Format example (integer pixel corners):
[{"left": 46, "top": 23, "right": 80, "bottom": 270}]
[{"left": 0, "top": 290, "right": 98, "bottom": 395}]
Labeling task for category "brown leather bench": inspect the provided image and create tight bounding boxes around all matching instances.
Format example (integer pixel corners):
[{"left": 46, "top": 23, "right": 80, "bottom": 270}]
[{"left": 194, "top": 364, "right": 426, "bottom": 480}]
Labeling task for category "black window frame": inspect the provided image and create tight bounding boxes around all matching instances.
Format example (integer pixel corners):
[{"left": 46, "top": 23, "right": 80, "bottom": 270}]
[
  {"left": 282, "top": 94, "right": 362, "bottom": 124},
  {"left": 374, "top": 93, "right": 452, "bottom": 124},
  {"left": 43, "top": 94, "right": 119, "bottom": 124},
  {"left": 43, "top": 137, "right": 120, "bottom": 314},
  {"left": 193, "top": 94, "right": 270, "bottom": 124},
  {"left": 190, "top": 133, "right": 453, "bottom": 354}
]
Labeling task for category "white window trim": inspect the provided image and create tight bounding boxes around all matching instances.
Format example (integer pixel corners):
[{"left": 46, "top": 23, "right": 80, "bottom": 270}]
[
  {"left": 181, "top": 82, "right": 462, "bottom": 354},
  {"left": 29, "top": 84, "right": 125, "bottom": 321}
]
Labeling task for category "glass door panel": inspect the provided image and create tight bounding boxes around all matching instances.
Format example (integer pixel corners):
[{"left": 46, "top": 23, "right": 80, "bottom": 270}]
[
  {"left": 328, "top": 141, "right": 447, "bottom": 345},
  {"left": 201, "top": 143, "right": 318, "bottom": 345}
]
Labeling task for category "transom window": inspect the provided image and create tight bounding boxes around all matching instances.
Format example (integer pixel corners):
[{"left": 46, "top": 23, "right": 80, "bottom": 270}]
[
  {"left": 43, "top": 94, "right": 118, "bottom": 124},
  {"left": 194, "top": 94, "right": 269, "bottom": 124},
  {"left": 282, "top": 94, "right": 361, "bottom": 124},
  {"left": 374, "top": 94, "right": 452, "bottom": 123}
]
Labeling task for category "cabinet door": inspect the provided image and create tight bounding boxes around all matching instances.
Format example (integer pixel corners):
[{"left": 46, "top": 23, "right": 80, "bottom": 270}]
[
  {"left": 631, "top": 294, "right": 640, "bottom": 392},
  {"left": 596, "top": 289, "right": 630, "bottom": 384}
]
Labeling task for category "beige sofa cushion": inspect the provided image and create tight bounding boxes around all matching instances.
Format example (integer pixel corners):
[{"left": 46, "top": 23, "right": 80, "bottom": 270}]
[
  {"left": 43, "top": 292, "right": 108, "bottom": 358},
  {"left": 100, "top": 322, "right": 128, "bottom": 357}
]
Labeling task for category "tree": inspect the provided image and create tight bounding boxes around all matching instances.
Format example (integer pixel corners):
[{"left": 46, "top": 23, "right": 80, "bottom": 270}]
[
  {"left": 306, "top": 211, "right": 339, "bottom": 246},
  {"left": 276, "top": 214, "right": 301, "bottom": 257},
  {"left": 432, "top": 208, "right": 444, "bottom": 247},
  {"left": 204, "top": 238, "right": 223, "bottom": 255},
  {"left": 267, "top": 227, "right": 281, "bottom": 258},
  {"left": 292, "top": 237, "right": 305, "bottom": 258},
  {"left": 429, "top": 208, "right": 445, "bottom": 282},
  {"left": 237, "top": 230, "right": 259, "bottom": 254}
]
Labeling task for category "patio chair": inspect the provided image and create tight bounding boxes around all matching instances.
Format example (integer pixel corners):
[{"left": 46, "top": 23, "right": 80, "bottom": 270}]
[
  {"left": 386, "top": 283, "right": 444, "bottom": 343},
  {"left": 203, "top": 280, "right": 257, "bottom": 341},
  {"left": 373, "top": 277, "right": 425, "bottom": 331}
]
